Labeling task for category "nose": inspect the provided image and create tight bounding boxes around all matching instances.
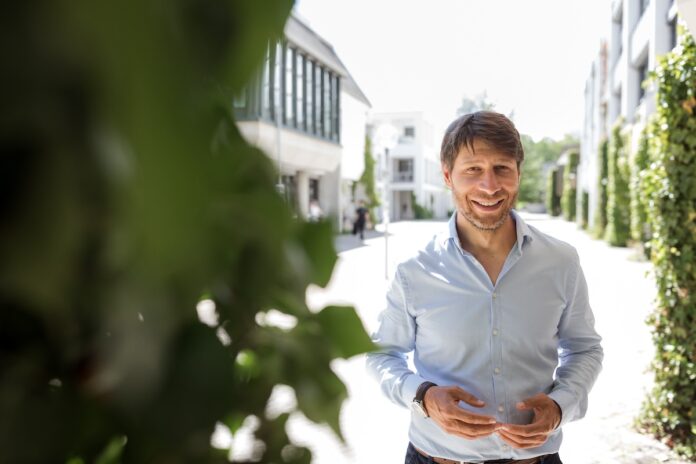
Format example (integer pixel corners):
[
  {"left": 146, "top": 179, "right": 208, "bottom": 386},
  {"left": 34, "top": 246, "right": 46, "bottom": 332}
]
[{"left": 478, "top": 169, "right": 501, "bottom": 195}]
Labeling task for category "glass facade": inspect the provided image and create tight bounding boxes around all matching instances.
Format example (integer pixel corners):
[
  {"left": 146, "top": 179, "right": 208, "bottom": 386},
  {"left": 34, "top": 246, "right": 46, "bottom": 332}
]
[{"left": 235, "top": 40, "right": 341, "bottom": 143}]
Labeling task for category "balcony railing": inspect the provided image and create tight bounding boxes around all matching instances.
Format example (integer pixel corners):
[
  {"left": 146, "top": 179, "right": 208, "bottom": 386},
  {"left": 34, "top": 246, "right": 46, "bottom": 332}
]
[{"left": 393, "top": 172, "right": 414, "bottom": 182}]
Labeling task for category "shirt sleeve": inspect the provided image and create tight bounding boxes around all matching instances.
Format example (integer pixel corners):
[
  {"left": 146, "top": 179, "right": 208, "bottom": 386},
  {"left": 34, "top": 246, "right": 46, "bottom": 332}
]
[
  {"left": 365, "top": 265, "right": 426, "bottom": 408},
  {"left": 548, "top": 251, "right": 604, "bottom": 426}
]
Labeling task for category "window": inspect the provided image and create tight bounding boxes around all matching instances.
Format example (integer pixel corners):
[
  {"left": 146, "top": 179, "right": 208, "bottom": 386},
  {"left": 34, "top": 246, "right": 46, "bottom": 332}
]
[
  {"left": 637, "top": 60, "right": 648, "bottom": 102},
  {"left": 314, "top": 64, "right": 322, "bottom": 136},
  {"left": 306, "top": 60, "right": 314, "bottom": 134},
  {"left": 296, "top": 53, "right": 304, "bottom": 130},
  {"left": 285, "top": 46, "right": 295, "bottom": 127},
  {"left": 261, "top": 42, "right": 271, "bottom": 117},
  {"left": 323, "top": 69, "right": 331, "bottom": 138},
  {"left": 404, "top": 126, "right": 415, "bottom": 137},
  {"left": 332, "top": 75, "right": 340, "bottom": 141},
  {"left": 272, "top": 42, "right": 282, "bottom": 121},
  {"left": 669, "top": 17, "right": 677, "bottom": 49}
]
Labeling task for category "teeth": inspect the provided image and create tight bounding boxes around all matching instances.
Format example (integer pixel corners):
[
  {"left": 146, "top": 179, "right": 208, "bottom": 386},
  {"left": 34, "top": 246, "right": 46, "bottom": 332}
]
[{"left": 475, "top": 200, "right": 501, "bottom": 206}]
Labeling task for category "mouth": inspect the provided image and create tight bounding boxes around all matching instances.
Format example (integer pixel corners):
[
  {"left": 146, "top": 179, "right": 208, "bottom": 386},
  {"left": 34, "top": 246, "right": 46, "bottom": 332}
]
[{"left": 471, "top": 198, "right": 505, "bottom": 212}]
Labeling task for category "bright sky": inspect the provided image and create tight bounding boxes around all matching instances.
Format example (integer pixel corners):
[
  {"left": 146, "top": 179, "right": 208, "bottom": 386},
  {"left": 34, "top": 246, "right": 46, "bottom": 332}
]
[{"left": 294, "top": 0, "right": 611, "bottom": 142}]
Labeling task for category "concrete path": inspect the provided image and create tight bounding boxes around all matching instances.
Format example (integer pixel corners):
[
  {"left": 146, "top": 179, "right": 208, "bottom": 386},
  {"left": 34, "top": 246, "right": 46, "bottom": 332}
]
[{"left": 286, "top": 214, "right": 688, "bottom": 464}]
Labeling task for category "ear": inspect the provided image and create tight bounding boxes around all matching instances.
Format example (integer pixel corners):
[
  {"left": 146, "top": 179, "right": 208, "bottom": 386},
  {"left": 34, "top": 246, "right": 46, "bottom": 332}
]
[{"left": 442, "top": 164, "right": 453, "bottom": 189}]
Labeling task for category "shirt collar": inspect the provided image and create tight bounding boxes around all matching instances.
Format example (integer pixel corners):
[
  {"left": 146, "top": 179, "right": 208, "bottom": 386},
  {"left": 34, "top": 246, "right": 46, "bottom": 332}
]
[{"left": 444, "top": 209, "right": 533, "bottom": 253}]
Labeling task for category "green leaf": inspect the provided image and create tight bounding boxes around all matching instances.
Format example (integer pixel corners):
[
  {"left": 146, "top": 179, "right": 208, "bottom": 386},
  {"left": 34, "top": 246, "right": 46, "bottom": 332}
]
[
  {"left": 296, "top": 220, "right": 338, "bottom": 288},
  {"left": 315, "top": 305, "right": 375, "bottom": 359}
]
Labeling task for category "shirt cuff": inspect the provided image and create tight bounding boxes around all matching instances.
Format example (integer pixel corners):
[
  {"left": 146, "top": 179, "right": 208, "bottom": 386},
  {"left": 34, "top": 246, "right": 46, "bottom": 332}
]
[
  {"left": 402, "top": 374, "right": 427, "bottom": 406},
  {"left": 547, "top": 388, "right": 578, "bottom": 428}
]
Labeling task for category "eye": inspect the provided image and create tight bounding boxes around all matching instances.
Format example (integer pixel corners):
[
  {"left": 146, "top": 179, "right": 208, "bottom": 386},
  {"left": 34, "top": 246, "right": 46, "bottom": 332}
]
[{"left": 465, "top": 167, "right": 481, "bottom": 173}]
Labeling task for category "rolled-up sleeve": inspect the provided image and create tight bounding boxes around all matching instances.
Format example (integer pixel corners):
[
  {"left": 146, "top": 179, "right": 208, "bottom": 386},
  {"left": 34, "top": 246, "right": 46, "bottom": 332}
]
[
  {"left": 549, "top": 252, "right": 604, "bottom": 426},
  {"left": 366, "top": 266, "right": 426, "bottom": 408}
]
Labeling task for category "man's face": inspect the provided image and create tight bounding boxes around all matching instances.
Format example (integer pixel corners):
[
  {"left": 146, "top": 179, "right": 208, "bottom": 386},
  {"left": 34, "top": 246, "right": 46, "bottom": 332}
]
[{"left": 443, "top": 139, "right": 520, "bottom": 231}]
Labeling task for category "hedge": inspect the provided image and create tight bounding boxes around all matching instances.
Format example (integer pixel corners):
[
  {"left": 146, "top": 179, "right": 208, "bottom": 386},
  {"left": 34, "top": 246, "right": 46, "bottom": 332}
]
[
  {"left": 630, "top": 122, "right": 653, "bottom": 253},
  {"left": 593, "top": 138, "right": 609, "bottom": 238},
  {"left": 604, "top": 121, "right": 631, "bottom": 246},
  {"left": 546, "top": 167, "right": 561, "bottom": 216},
  {"left": 638, "top": 26, "right": 696, "bottom": 460},
  {"left": 562, "top": 151, "right": 579, "bottom": 221},
  {"left": 581, "top": 191, "right": 589, "bottom": 230}
]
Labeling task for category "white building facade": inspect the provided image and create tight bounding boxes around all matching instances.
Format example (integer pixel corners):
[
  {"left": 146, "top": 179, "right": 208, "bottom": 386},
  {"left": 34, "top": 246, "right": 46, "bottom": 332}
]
[
  {"left": 370, "top": 112, "right": 451, "bottom": 221},
  {"left": 580, "top": 0, "right": 680, "bottom": 229},
  {"left": 234, "top": 14, "right": 370, "bottom": 230}
]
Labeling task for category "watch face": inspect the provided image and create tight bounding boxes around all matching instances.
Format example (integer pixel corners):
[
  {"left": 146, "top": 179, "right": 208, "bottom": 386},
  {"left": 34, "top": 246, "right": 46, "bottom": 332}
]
[{"left": 411, "top": 401, "right": 428, "bottom": 418}]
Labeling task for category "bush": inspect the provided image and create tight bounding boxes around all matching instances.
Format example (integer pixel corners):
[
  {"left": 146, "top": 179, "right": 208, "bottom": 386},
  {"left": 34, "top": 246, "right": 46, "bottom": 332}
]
[
  {"left": 546, "top": 167, "right": 561, "bottom": 216},
  {"left": 638, "top": 26, "right": 696, "bottom": 460},
  {"left": 411, "top": 192, "right": 434, "bottom": 219},
  {"left": 581, "top": 191, "right": 589, "bottom": 230},
  {"left": 593, "top": 138, "right": 609, "bottom": 237},
  {"left": 0, "top": 2, "right": 373, "bottom": 462},
  {"left": 630, "top": 122, "right": 653, "bottom": 252},
  {"left": 561, "top": 151, "right": 579, "bottom": 222},
  {"left": 604, "top": 121, "right": 631, "bottom": 246}
]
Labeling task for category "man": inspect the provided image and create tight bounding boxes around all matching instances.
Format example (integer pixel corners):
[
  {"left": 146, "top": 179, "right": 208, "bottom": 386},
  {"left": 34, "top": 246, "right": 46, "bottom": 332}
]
[
  {"left": 354, "top": 200, "right": 369, "bottom": 240},
  {"left": 366, "top": 111, "right": 603, "bottom": 464}
]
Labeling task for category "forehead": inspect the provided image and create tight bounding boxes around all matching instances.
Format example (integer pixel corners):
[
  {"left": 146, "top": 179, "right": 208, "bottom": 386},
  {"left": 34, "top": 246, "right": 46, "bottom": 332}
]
[{"left": 454, "top": 139, "right": 516, "bottom": 164}]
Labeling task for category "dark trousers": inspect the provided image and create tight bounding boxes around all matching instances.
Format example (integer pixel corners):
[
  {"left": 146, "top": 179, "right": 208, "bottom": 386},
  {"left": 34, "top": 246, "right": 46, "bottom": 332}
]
[{"left": 405, "top": 443, "right": 563, "bottom": 464}]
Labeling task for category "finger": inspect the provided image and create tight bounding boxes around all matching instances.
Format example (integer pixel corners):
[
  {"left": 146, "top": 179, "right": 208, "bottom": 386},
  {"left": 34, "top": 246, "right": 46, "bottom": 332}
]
[
  {"left": 497, "top": 429, "right": 547, "bottom": 449},
  {"left": 516, "top": 393, "right": 547, "bottom": 410},
  {"left": 443, "top": 406, "right": 497, "bottom": 425},
  {"left": 442, "top": 420, "right": 500, "bottom": 439},
  {"left": 449, "top": 387, "right": 486, "bottom": 407},
  {"left": 500, "top": 423, "right": 547, "bottom": 436}
]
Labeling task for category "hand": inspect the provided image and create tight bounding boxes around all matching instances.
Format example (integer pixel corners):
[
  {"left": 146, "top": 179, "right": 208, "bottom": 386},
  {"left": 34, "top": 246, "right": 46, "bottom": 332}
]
[
  {"left": 424, "top": 386, "right": 500, "bottom": 440},
  {"left": 497, "top": 393, "right": 561, "bottom": 449}
]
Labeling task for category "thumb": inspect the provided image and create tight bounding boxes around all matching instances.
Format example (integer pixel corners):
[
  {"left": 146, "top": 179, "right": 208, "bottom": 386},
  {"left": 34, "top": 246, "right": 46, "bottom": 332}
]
[
  {"left": 451, "top": 387, "right": 486, "bottom": 407},
  {"left": 516, "top": 393, "right": 545, "bottom": 410}
]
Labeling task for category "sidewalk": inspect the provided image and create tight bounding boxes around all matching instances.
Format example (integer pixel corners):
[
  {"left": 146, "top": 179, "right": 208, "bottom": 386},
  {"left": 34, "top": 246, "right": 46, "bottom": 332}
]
[{"left": 289, "top": 214, "right": 688, "bottom": 464}]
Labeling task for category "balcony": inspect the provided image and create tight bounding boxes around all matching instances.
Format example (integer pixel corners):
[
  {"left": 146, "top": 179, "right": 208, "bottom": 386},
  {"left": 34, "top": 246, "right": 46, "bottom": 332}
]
[{"left": 393, "top": 171, "right": 414, "bottom": 183}]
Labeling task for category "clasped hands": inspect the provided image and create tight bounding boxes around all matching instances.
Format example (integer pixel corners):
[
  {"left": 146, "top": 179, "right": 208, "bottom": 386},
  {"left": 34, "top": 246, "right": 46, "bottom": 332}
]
[{"left": 423, "top": 386, "right": 561, "bottom": 449}]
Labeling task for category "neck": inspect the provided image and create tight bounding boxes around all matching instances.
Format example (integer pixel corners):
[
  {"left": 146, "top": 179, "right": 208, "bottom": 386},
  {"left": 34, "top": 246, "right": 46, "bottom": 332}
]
[{"left": 455, "top": 211, "right": 517, "bottom": 256}]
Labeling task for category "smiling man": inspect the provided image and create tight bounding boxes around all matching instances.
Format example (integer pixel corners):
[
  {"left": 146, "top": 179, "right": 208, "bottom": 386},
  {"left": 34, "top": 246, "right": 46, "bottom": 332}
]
[{"left": 367, "top": 111, "right": 603, "bottom": 464}]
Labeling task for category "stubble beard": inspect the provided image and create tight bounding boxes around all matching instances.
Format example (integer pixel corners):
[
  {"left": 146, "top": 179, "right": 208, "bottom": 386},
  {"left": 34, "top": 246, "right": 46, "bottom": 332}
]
[{"left": 455, "top": 191, "right": 518, "bottom": 231}]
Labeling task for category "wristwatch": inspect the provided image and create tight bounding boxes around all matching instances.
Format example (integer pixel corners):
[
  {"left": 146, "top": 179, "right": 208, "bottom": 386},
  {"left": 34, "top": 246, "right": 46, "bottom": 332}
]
[{"left": 411, "top": 381, "right": 437, "bottom": 417}]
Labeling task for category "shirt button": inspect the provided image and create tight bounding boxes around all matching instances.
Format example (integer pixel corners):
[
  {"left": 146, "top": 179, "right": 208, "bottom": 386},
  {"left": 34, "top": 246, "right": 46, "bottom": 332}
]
[
  {"left": 492, "top": 292, "right": 497, "bottom": 299},
  {"left": 493, "top": 329, "right": 499, "bottom": 336},
  {"left": 494, "top": 367, "right": 501, "bottom": 374},
  {"left": 498, "top": 405, "right": 504, "bottom": 412}
]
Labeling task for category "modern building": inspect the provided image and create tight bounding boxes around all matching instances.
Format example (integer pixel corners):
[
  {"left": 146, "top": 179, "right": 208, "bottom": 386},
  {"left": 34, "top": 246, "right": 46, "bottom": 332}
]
[
  {"left": 233, "top": 13, "right": 371, "bottom": 229},
  {"left": 369, "top": 112, "right": 451, "bottom": 221},
  {"left": 579, "top": 0, "right": 681, "bottom": 229}
]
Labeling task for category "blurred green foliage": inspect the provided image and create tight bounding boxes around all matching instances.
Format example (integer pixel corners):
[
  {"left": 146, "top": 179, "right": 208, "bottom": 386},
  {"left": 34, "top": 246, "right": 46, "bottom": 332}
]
[
  {"left": 604, "top": 120, "right": 631, "bottom": 247},
  {"left": 592, "top": 138, "right": 609, "bottom": 238},
  {"left": 519, "top": 134, "right": 579, "bottom": 207},
  {"left": 0, "top": 1, "right": 374, "bottom": 462},
  {"left": 580, "top": 191, "right": 589, "bottom": 230},
  {"left": 638, "top": 25, "right": 696, "bottom": 460},
  {"left": 630, "top": 123, "right": 653, "bottom": 253},
  {"left": 561, "top": 150, "right": 578, "bottom": 222},
  {"left": 545, "top": 167, "right": 561, "bottom": 217},
  {"left": 358, "top": 135, "right": 380, "bottom": 226}
]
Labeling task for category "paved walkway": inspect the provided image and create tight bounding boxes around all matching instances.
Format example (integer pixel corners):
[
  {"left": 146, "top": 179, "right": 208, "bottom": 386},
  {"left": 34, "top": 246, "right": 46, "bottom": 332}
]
[{"left": 287, "top": 214, "right": 688, "bottom": 464}]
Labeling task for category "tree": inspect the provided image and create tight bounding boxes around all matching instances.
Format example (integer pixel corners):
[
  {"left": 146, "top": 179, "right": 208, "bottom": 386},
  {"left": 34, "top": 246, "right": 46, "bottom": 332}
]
[
  {"left": 561, "top": 151, "right": 579, "bottom": 221},
  {"left": 604, "top": 121, "right": 631, "bottom": 246},
  {"left": 593, "top": 138, "right": 609, "bottom": 238},
  {"left": 0, "top": 2, "right": 373, "bottom": 462},
  {"left": 358, "top": 135, "right": 380, "bottom": 225}
]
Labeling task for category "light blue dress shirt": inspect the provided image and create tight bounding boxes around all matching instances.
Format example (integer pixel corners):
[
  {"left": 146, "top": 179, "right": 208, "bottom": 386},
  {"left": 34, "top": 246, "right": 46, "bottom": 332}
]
[{"left": 366, "top": 210, "right": 603, "bottom": 461}]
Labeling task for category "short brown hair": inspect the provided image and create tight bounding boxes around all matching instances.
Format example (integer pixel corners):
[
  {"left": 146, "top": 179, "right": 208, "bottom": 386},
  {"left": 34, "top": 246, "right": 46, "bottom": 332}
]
[{"left": 440, "top": 111, "right": 524, "bottom": 172}]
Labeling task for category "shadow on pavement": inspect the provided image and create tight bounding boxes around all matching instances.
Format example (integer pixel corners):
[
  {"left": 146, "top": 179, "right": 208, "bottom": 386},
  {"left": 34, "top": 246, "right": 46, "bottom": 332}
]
[{"left": 335, "top": 229, "right": 390, "bottom": 253}]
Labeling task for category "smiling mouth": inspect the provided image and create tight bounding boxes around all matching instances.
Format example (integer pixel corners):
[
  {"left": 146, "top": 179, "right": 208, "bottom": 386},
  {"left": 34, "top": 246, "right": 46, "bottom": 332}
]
[{"left": 472, "top": 199, "right": 504, "bottom": 211}]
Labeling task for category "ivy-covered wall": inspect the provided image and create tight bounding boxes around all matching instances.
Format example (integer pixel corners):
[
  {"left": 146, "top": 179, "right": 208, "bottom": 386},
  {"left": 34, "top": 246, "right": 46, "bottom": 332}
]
[
  {"left": 639, "top": 27, "right": 696, "bottom": 460},
  {"left": 604, "top": 122, "right": 631, "bottom": 246},
  {"left": 630, "top": 123, "right": 653, "bottom": 252},
  {"left": 546, "top": 167, "right": 561, "bottom": 216},
  {"left": 593, "top": 138, "right": 609, "bottom": 238},
  {"left": 561, "top": 151, "right": 579, "bottom": 222}
]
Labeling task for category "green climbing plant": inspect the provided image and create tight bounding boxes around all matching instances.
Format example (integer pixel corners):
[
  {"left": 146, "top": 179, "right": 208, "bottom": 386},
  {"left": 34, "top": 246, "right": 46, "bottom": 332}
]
[
  {"left": 630, "top": 121, "right": 654, "bottom": 253},
  {"left": 638, "top": 24, "right": 696, "bottom": 460},
  {"left": 593, "top": 138, "right": 609, "bottom": 238},
  {"left": 604, "top": 121, "right": 631, "bottom": 246},
  {"left": 561, "top": 151, "right": 579, "bottom": 222}
]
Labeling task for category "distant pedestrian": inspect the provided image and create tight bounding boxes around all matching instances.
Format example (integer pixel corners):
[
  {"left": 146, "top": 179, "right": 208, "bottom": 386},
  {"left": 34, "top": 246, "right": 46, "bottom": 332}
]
[
  {"left": 308, "top": 199, "right": 323, "bottom": 222},
  {"left": 354, "top": 201, "right": 369, "bottom": 240},
  {"left": 367, "top": 111, "right": 603, "bottom": 464}
]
